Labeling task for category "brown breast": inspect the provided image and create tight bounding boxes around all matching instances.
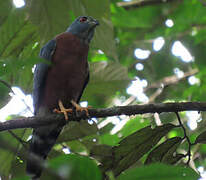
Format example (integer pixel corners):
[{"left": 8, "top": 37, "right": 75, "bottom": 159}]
[{"left": 40, "top": 32, "right": 89, "bottom": 111}]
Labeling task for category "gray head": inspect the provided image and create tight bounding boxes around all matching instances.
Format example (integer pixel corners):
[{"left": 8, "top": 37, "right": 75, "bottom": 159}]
[{"left": 66, "top": 16, "right": 99, "bottom": 44}]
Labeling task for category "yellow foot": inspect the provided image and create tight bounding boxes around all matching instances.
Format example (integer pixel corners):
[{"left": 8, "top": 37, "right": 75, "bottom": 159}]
[
  {"left": 71, "top": 100, "right": 90, "bottom": 116},
  {"left": 53, "top": 100, "right": 73, "bottom": 120}
]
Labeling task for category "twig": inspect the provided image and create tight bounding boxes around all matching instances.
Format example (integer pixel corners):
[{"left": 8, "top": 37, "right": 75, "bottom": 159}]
[
  {"left": 175, "top": 112, "right": 192, "bottom": 165},
  {"left": 121, "top": 68, "right": 198, "bottom": 106},
  {"left": 144, "top": 68, "right": 198, "bottom": 91},
  {"left": 8, "top": 130, "right": 27, "bottom": 149},
  {"left": 0, "top": 79, "right": 33, "bottom": 114},
  {"left": 0, "top": 102, "right": 206, "bottom": 132},
  {"left": 0, "top": 79, "right": 15, "bottom": 93}
]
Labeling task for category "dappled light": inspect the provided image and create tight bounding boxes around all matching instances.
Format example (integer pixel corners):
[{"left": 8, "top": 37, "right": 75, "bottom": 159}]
[
  {"left": 0, "top": 87, "right": 33, "bottom": 122},
  {"left": 126, "top": 77, "right": 148, "bottom": 103},
  {"left": 134, "top": 48, "right": 151, "bottom": 60},
  {"left": 171, "top": 41, "right": 194, "bottom": 62},
  {"left": 135, "top": 63, "right": 144, "bottom": 71},
  {"left": 13, "top": 0, "right": 25, "bottom": 8},
  {"left": 173, "top": 68, "right": 184, "bottom": 78},
  {"left": 165, "top": 19, "right": 174, "bottom": 28},
  {"left": 153, "top": 37, "right": 165, "bottom": 51}
]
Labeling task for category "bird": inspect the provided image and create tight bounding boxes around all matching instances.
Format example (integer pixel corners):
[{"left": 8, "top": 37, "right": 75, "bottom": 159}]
[{"left": 26, "top": 16, "right": 99, "bottom": 179}]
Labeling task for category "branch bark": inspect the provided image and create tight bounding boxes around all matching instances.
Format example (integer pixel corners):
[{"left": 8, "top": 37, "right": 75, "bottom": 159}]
[
  {"left": 0, "top": 102, "right": 206, "bottom": 132},
  {"left": 116, "top": 0, "right": 179, "bottom": 9}
]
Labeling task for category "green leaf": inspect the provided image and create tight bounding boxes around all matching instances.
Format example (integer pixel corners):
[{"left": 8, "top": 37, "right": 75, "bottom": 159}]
[
  {"left": 112, "top": 5, "right": 161, "bottom": 28},
  {"left": 58, "top": 121, "right": 98, "bottom": 143},
  {"left": 27, "top": 0, "right": 71, "bottom": 42},
  {"left": 117, "top": 163, "right": 200, "bottom": 180},
  {"left": 0, "top": 0, "right": 12, "bottom": 25},
  {"left": 112, "top": 124, "right": 176, "bottom": 176},
  {"left": 82, "top": 61, "right": 130, "bottom": 107},
  {"left": 0, "top": 129, "right": 30, "bottom": 176},
  {"left": 90, "top": 144, "right": 113, "bottom": 159},
  {"left": 48, "top": 154, "right": 102, "bottom": 180},
  {"left": 99, "top": 133, "right": 120, "bottom": 146},
  {"left": 145, "top": 137, "right": 182, "bottom": 164},
  {"left": 0, "top": 79, "right": 11, "bottom": 108},
  {"left": 195, "top": 130, "right": 206, "bottom": 144},
  {"left": 119, "top": 116, "right": 150, "bottom": 138}
]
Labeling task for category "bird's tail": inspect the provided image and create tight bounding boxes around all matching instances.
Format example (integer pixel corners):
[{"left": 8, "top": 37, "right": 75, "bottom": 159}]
[{"left": 26, "top": 124, "right": 63, "bottom": 179}]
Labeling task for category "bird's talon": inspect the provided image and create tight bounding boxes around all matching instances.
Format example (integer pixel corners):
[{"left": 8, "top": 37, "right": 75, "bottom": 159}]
[
  {"left": 53, "top": 100, "right": 73, "bottom": 121},
  {"left": 53, "top": 108, "right": 61, "bottom": 113},
  {"left": 71, "top": 100, "right": 90, "bottom": 117}
]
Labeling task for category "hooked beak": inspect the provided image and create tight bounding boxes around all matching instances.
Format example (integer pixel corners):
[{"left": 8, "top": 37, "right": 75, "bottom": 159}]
[{"left": 89, "top": 19, "right": 99, "bottom": 27}]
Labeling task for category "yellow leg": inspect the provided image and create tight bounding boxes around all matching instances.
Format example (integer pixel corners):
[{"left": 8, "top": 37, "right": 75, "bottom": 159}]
[
  {"left": 71, "top": 100, "right": 89, "bottom": 116},
  {"left": 53, "top": 100, "right": 73, "bottom": 120}
]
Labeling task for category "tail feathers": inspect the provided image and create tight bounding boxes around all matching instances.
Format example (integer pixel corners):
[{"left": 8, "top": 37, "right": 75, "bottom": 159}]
[{"left": 26, "top": 124, "right": 63, "bottom": 179}]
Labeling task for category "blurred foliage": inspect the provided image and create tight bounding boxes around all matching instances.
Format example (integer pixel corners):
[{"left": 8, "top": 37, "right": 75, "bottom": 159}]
[{"left": 1, "top": 0, "right": 206, "bottom": 179}]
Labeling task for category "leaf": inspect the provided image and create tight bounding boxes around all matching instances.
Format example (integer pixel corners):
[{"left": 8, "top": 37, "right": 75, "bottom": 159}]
[
  {"left": 0, "top": 0, "right": 12, "bottom": 25},
  {"left": 0, "top": 79, "right": 11, "bottom": 108},
  {"left": 145, "top": 137, "right": 182, "bottom": 164},
  {"left": 90, "top": 144, "right": 113, "bottom": 159},
  {"left": 119, "top": 116, "right": 150, "bottom": 138},
  {"left": 195, "top": 130, "right": 206, "bottom": 144},
  {"left": 99, "top": 133, "right": 121, "bottom": 146},
  {"left": 0, "top": 57, "right": 38, "bottom": 92},
  {"left": 12, "top": 177, "right": 29, "bottom": 180},
  {"left": 0, "top": 129, "right": 30, "bottom": 176},
  {"left": 47, "top": 154, "right": 102, "bottom": 180},
  {"left": 161, "top": 139, "right": 183, "bottom": 164},
  {"left": 112, "top": 124, "right": 176, "bottom": 176},
  {"left": 27, "top": 0, "right": 71, "bottom": 42},
  {"left": 57, "top": 121, "right": 98, "bottom": 143},
  {"left": 117, "top": 163, "right": 200, "bottom": 180},
  {"left": 82, "top": 61, "right": 130, "bottom": 107},
  {"left": 111, "top": 5, "right": 161, "bottom": 28}
]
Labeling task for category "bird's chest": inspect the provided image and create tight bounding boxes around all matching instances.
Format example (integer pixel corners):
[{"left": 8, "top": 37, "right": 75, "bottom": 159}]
[
  {"left": 49, "top": 57, "right": 88, "bottom": 90},
  {"left": 42, "top": 35, "right": 89, "bottom": 109}
]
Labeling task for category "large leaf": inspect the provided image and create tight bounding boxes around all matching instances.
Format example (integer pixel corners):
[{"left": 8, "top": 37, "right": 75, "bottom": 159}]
[
  {"left": 45, "top": 154, "right": 102, "bottom": 180},
  {"left": 119, "top": 116, "right": 150, "bottom": 137},
  {"left": 145, "top": 137, "right": 183, "bottom": 164},
  {"left": 0, "top": 7, "right": 39, "bottom": 92},
  {"left": 0, "top": 0, "right": 12, "bottom": 25},
  {"left": 195, "top": 130, "right": 206, "bottom": 144},
  {"left": 111, "top": 5, "right": 161, "bottom": 28},
  {"left": 117, "top": 163, "right": 200, "bottom": 180},
  {"left": 26, "top": 0, "right": 71, "bottom": 42},
  {"left": 57, "top": 121, "right": 98, "bottom": 143},
  {"left": 112, "top": 124, "right": 176, "bottom": 176},
  {"left": 0, "top": 79, "right": 11, "bottom": 108},
  {"left": 82, "top": 61, "right": 130, "bottom": 107}
]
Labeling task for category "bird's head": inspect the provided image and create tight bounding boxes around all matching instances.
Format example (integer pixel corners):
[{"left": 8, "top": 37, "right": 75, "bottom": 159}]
[{"left": 66, "top": 16, "right": 99, "bottom": 44}]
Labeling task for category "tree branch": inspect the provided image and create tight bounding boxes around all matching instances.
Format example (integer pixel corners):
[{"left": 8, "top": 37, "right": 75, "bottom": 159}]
[
  {"left": 121, "top": 68, "right": 198, "bottom": 106},
  {"left": 145, "top": 68, "right": 198, "bottom": 91},
  {"left": 0, "top": 102, "right": 206, "bottom": 132},
  {"left": 116, "top": 0, "right": 179, "bottom": 9}
]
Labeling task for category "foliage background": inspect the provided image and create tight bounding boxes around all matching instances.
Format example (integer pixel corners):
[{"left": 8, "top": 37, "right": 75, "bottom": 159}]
[{"left": 0, "top": 0, "right": 205, "bottom": 179}]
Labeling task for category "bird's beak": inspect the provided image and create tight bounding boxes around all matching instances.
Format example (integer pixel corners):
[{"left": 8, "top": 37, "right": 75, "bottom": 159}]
[{"left": 89, "top": 19, "right": 99, "bottom": 27}]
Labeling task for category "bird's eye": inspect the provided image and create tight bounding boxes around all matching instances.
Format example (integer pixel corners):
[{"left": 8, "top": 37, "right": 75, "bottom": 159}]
[{"left": 79, "top": 17, "right": 87, "bottom": 23}]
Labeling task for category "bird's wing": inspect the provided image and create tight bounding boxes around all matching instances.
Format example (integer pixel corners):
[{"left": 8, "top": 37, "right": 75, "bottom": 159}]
[{"left": 33, "top": 39, "right": 56, "bottom": 114}]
